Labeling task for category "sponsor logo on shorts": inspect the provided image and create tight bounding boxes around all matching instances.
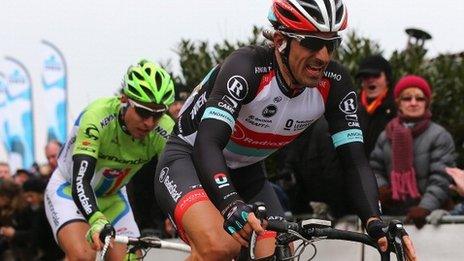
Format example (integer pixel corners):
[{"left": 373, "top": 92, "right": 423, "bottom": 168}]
[
  {"left": 159, "top": 167, "right": 169, "bottom": 182},
  {"left": 162, "top": 172, "right": 182, "bottom": 202},
  {"left": 45, "top": 194, "right": 60, "bottom": 226}
]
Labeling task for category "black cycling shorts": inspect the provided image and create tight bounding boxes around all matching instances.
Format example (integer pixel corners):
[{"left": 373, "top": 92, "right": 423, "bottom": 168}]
[{"left": 154, "top": 134, "right": 285, "bottom": 242}]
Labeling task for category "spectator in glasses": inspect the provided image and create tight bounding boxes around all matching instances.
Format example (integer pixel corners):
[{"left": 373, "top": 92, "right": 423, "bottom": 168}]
[
  {"left": 370, "top": 75, "right": 456, "bottom": 228},
  {"left": 356, "top": 55, "right": 396, "bottom": 156}
]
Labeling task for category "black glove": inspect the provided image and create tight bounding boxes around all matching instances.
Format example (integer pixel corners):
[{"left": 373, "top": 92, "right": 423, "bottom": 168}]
[
  {"left": 222, "top": 200, "right": 253, "bottom": 235},
  {"left": 405, "top": 206, "right": 430, "bottom": 229},
  {"left": 366, "top": 219, "right": 387, "bottom": 242}
]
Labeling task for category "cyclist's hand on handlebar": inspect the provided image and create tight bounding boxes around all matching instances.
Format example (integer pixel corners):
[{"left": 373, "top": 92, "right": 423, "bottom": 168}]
[
  {"left": 86, "top": 211, "right": 115, "bottom": 251},
  {"left": 402, "top": 234, "right": 417, "bottom": 261},
  {"left": 366, "top": 218, "right": 388, "bottom": 252},
  {"left": 222, "top": 200, "right": 264, "bottom": 247},
  {"left": 367, "top": 218, "right": 417, "bottom": 261}
]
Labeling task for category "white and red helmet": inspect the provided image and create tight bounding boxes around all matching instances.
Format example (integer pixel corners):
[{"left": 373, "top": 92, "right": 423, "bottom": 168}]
[{"left": 268, "top": 0, "right": 348, "bottom": 33}]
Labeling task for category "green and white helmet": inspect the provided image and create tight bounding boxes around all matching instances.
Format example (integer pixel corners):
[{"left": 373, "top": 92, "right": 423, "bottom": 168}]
[{"left": 123, "top": 60, "right": 175, "bottom": 106}]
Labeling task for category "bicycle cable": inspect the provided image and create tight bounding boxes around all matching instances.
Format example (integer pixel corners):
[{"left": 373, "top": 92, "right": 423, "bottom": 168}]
[{"left": 98, "top": 235, "right": 112, "bottom": 261}]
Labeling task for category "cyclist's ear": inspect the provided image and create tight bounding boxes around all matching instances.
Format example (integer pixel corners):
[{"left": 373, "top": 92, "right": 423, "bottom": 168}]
[
  {"left": 273, "top": 32, "right": 287, "bottom": 53},
  {"left": 120, "top": 94, "right": 129, "bottom": 103}
]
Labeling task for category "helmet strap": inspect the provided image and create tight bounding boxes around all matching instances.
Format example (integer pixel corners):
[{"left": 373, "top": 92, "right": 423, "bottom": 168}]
[
  {"left": 118, "top": 104, "right": 130, "bottom": 135},
  {"left": 279, "top": 38, "right": 303, "bottom": 87}
]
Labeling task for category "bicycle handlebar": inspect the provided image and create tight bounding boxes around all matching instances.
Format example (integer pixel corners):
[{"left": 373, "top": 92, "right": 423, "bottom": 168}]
[
  {"left": 250, "top": 203, "right": 407, "bottom": 261},
  {"left": 96, "top": 234, "right": 191, "bottom": 261},
  {"left": 113, "top": 235, "right": 191, "bottom": 253}
]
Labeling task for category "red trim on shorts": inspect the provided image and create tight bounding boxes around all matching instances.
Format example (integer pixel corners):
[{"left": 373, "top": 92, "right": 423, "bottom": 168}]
[
  {"left": 257, "top": 230, "right": 277, "bottom": 241},
  {"left": 173, "top": 189, "right": 209, "bottom": 243}
]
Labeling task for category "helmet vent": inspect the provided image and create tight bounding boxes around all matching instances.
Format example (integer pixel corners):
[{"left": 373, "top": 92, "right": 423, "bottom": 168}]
[
  {"left": 276, "top": 5, "right": 299, "bottom": 22},
  {"left": 128, "top": 85, "right": 141, "bottom": 97},
  {"left": 334, "top": 0, "right": 344, "bottom": 23},
  {"left": 141, "top": 86, "right": 156, "bottom": 102},
  {"left": 133, "top": 71, "right": 144, "bottom": 80},
  {"left": 300, "top": 0, "right": 324, "bottom": 24},
  {"left": 162, "top": 90, "right": 173, "bottom": 103},
  {"left": 144, "top": 67, "right": 151, "bottom": 75},
  {"left": 155, "top": 72, "right": 163, "bottom": 91}
]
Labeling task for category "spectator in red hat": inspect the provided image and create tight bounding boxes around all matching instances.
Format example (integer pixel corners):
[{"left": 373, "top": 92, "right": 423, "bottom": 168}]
[{"left": 369, "top": 75, "right": 456, "bottom": 228}]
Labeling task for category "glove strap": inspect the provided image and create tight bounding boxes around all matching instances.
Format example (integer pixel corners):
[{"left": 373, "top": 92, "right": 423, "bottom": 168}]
[
  {"left": 89, "top": 211, "right": 106, "bottom": 225},
  {"left": 366, "top": 219, "right": 386, "bottom": 241}
]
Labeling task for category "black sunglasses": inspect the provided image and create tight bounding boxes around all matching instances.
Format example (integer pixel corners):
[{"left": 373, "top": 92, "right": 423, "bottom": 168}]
[
  {"left": 283, "top": 32, "right": 342, "bottom": 53},
  {"left": 128, "top": 99, "right": 167, "bottom": 119}
]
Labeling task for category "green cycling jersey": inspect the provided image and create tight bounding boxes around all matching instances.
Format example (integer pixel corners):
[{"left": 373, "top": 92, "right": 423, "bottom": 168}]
[{"left": 57, "top": 96, "right": 174, "bottom": 197}]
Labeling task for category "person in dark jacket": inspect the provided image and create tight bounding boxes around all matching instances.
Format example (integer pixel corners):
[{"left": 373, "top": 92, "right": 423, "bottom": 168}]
[
  {"left": 356, "top": 55, "right": 396, "bottom": 156},
  {"left": 370, "top": 75, "right": 456, "bottom": 228},
  {"left": 1, "top": 178, "right": 65, "bottom": 260},
  {"left": 279, "top": 116, "right": 354, "bottom": 218}
]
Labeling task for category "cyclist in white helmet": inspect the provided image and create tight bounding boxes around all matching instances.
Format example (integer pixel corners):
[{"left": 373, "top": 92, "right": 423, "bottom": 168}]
[{"left": 154, "top": 0, "right": 417, "bottom": 260}]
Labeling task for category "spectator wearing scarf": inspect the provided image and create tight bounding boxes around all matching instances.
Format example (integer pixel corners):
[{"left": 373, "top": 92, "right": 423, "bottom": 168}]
[
  {"left": 370, "top": 75, "right": 456, "bottom": 228},
  {"left": 356, "top": 55, "right": 396, "bottom": 156}
]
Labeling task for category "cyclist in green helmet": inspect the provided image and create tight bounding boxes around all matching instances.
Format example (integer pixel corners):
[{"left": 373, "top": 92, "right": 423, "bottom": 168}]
[{"left": 44, "top": 59, "right": 176, "bottom": 260}]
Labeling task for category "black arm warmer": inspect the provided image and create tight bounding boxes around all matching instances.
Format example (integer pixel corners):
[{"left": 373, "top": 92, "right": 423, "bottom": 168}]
[
  {"left": 193, "top": 119, "right": 241, "bottom": 212},
  {"left": 336, "top": 142, "right": 381, "bottom": 224},
  {"left": 71, "top": 154, "right": 98, "bottom": 221}
]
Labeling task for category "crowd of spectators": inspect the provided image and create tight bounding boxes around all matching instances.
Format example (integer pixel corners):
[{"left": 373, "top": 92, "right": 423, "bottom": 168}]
[
  {"left": 273, "top": 54, "right": 464, "bottom": 230},
  {"left": 0, "top": 141, "right": 65, "bottom": 260}
]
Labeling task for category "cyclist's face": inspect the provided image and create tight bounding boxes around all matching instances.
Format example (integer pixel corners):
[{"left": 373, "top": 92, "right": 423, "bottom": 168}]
[
  {"left": 123, "top": 99, "right": 165, "bottom": 139},
  {"left": 287, "top": 32, "right": 336, "bottom": 87}
]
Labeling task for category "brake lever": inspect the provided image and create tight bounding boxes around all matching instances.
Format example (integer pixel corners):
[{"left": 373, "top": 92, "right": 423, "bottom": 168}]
[
  {"left": 249, "top": 202, "right": 267, "bottom": 260},
  {"left": 387, "top": 220, "right": 407, "bottom": 261}
]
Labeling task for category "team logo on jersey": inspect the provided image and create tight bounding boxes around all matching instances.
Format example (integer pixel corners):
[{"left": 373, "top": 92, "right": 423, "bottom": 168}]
[
  {"left": 324, "top": 70, "right": 342, "bottom": 82},
  {"left": 339, "top": 91, "right": 357, "bottom": 114},
  {"left": 84, "top": 124, "right": 99, "bottom": 140},
  {"left": 219, "top": 95, "right": 239, "bottom": 114},
  {"left": 273, "top": 96, "right": 283, "bottom": 103},
  {"left": 102, "top": 168, "right": 130, "bottom": 178},
  {"left": 231, "top": 123, "right": 246, "bottom": 140},
  {"left": 262, "top": 104, "right": 278, "bottom": 118},
  {"left": 214, "top": 173, "right": 230, "bottom": 189},
  {"left": 158, "top": 167, "right": 169, "bottom": 182},
  {"left": 227, "top": 75, "right": 248, "bottom": 101}
]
